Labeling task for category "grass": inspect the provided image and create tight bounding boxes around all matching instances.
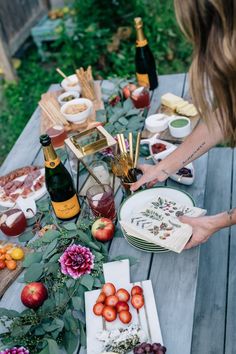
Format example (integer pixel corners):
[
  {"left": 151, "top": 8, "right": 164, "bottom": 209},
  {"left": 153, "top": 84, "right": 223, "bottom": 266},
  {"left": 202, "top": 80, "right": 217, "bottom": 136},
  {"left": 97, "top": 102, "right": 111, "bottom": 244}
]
[{"left": 0, "top": 0, "right": 192, "bottom": 165}]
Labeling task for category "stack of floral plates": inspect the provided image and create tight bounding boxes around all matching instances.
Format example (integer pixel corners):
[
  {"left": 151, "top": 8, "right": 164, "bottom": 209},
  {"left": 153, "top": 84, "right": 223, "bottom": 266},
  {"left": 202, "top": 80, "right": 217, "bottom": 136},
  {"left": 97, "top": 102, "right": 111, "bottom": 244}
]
[{"left": 118, "top": 187, "right": 195, "bottom": 253}]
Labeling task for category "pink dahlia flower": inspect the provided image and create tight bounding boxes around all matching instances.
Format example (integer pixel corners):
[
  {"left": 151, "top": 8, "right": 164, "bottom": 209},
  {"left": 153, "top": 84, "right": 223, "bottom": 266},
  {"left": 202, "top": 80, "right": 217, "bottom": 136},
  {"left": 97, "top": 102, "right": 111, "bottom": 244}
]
[
  {"left": 0, "top": 347, "right": 29, "bottom": 354},
  {"left": 59, "top": 244, "right": 94, "bottom": 279}
]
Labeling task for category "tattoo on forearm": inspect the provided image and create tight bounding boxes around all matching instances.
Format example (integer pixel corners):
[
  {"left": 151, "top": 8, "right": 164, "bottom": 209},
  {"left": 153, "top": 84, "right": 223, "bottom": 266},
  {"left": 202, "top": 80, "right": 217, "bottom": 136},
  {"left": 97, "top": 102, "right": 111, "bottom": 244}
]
[
  {"left": 227, "top": 208, "right": 235, "bottom": 226},
  {"left": 182, "top": 142, "right": 206, "bottom": 165}
]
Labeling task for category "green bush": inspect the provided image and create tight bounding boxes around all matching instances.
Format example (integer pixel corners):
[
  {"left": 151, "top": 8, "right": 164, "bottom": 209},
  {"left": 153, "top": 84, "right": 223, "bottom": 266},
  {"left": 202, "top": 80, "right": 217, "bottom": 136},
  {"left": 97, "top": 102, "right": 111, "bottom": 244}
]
[{"left": 0, "top": 0, "right": 192, "bottom": 164}]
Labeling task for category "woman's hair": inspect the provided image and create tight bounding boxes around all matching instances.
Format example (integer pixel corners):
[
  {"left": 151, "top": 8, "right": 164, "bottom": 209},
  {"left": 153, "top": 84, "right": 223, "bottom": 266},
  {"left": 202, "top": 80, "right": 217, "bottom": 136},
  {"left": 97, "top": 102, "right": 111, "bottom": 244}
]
[{"left": 174, "top": 0, "right": 236, "bottom": 144}]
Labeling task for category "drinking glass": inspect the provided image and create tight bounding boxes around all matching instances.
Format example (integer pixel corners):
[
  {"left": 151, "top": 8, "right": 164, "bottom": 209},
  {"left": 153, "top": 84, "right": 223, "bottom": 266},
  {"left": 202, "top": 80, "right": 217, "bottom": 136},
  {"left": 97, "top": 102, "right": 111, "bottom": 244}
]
[
  {"left": 0, "top": 206, "right": 27, "bottom": 237},
  {"left": 86, "top": 184, "right": 116, "bottom": 220},
  {"left": 90, "top": 160, "right": 110, "bottom": 185},
  {"left": 131, "top": 87, "right": 150, "bottom": 109}
]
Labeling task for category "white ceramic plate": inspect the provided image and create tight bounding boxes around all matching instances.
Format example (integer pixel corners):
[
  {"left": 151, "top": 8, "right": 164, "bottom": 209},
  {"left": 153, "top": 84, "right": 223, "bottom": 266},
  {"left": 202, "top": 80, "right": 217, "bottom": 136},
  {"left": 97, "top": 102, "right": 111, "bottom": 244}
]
[
  {"left": 119, "top": 187, "right": 194, "bottom": 253},
  {"left": 0, "top": 168, "right": 46, "bottom": 208}
]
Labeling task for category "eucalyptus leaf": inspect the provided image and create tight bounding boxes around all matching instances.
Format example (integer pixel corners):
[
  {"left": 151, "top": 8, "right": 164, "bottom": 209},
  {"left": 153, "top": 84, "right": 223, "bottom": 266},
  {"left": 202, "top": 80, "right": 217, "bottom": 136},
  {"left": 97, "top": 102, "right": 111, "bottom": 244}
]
[
  {"left": 123, "top": 98, "right": 133, "bottom": 111},
  {"left": 118, "top": 117, "right": 129, "bottom": 125},
  {"left": 39, "top": 299, "right": 55, "bottom": 314},
  {"left": 63, "top": 222, "right": 77, "bottom": 231},
  {"left": 37, "top": 200, "right": 50, "bottom": 212},
  {"left": 63, "top": 310, "right": 78, "bottom": 334},
  {"left": 18, "top": 231, "right": 34, "bottom": 243},
  {"left": 126, "top": 108, "right": 141, "bottom": 116},
  {"left": 92, "top": 250, "right": 104, "bottom": 261},
  {"left": 0, "top": 308, "right": 20, "bottom": 319},
  {"left": 66, "top": 279, "right": 76, "bottom": 288},
  {"left": 24, "top": 263, "right": 44, "bottom": 282},
  {"left": 45, "top": 262, "right": 59, "bottom": 275},
  {"left": 72, "top": 296, "right": 84, "bottom": 311},
  {"left": 43, "top": 318, "right": 64, "bottom": 333},
  {"left": 79, "top": 322, "right": 86, "bottom": 347},
  {"left": 11, "top": 324, "right": 32, "bottom": 337},
  {"left": 47, "top": 338, "right": 59, "bottom": 354},
  {"left": 38, "top": 346, "right": 49, "bottom": 354},
  {"left": 48, "top": 252, "right": 61, "bottom": 262},
  {"left": 42, "top": 230, "right": 60, "bottom": 243},
  {"left": 80, "top": 274, "right": 94, "bottom": 290},
  {"left": 94, "top": 277, "right": 102, "bottom": 288},
  {"left": 63, "top": 330, "right": 79, "bottom": 354},
  {"left": 34, "top": 326, "right": 46, "bottom": 335},
  {"left": 23, "top": 252, "right": 43, "bottom": 267},
  {"left": 43, "top": 239, "right": 58, "bottom": 259}
]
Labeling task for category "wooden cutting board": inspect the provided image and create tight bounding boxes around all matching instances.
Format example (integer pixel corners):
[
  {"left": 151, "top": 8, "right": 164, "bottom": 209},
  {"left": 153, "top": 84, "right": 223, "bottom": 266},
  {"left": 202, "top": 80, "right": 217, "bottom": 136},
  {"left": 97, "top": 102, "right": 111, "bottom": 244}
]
[{"left": 0, "top": 241, "right": 30, "bottom": 298}]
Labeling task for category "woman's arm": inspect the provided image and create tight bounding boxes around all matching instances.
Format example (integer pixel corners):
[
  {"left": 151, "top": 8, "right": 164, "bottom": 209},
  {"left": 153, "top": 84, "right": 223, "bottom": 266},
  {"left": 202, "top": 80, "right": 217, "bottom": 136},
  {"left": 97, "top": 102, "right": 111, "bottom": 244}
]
[
  {"left": 131, "top": 117, "right": 224, "bottom": 191},
  {"left": 182, "top": 208, "right": 236, "bottom": 249}
]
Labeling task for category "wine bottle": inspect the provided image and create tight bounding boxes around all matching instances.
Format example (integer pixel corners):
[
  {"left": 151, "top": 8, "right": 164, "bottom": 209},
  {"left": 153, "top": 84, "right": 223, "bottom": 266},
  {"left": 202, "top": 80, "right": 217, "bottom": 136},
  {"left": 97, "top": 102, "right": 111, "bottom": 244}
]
[
  {"left": 134, "top": 17, "right": 158, "bottom": 90},
  {"left": 40, "top": 134, "right": 80, "bottom": 220}
]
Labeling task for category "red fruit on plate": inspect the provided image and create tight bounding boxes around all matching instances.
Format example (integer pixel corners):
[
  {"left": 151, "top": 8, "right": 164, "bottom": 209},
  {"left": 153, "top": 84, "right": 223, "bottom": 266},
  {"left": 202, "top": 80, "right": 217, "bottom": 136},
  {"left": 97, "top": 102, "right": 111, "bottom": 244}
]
[
  {"left": 116, "top": 301, "right": 129, "bottom": 313},
  {"left": 131, "top": 294, "right": 144, "bottom": 310},
  {"left": 105, "top": 295, "right": 119, "bottom": 307},
  {"left": 93, "top": 302, "right": 104, "bottom": 316},
  {"left": 102, "top": 305, "right": 117, "bottom": 322},
  {"left": 119, "top": 310, "right": 132, "bottom": 324},
  {"left": 102, "top": 282, "right": 116, "bottom": 296},
  {"left": 91, "top": 218, "right": 115, "bottom": 243},
  {"left": 116, "top": 288, "right": 130, "bottom": 302},
  {"left": 96, "top": 292, "right": 106, "bottom": 303},
  {"left": 131, "top": 285, "right": 143, "bottom": 296},
  {"left": 21, "top": 282, "right": 48, "bottom": 309},
  {"left": 122, "top": 83, "right": 137, "bottom": 99}
]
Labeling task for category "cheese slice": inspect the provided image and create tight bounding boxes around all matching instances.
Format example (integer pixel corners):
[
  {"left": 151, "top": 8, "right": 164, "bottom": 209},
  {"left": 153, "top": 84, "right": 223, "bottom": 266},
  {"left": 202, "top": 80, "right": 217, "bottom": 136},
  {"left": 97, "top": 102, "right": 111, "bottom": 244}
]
[
  {"left": 177, "top": 104, "right": 198, "bottom": 117},
  {"left": 161, "top": 93, "right": 184, "bottom": 109},
  {"left": 175, "top": 101, "right": 189, "bottom": 109}
]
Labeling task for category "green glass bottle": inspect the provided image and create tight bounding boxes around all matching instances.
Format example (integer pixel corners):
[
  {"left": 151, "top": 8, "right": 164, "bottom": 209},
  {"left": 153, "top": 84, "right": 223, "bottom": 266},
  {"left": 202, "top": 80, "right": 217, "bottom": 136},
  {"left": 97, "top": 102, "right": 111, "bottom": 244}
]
[
  {"left": 40, "top": 134, "right": 80, "bottom": 220},
  {"left": 134, "top": 17, "right": 158, "bottom": 90}
]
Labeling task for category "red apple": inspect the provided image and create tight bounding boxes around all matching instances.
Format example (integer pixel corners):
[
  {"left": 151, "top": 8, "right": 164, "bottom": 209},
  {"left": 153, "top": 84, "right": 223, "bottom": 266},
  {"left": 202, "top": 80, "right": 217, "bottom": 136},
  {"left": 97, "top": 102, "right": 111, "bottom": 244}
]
[
  {"left": 91, "top": 218, "right": 115, "bottom": 243},
  {"left": 122, "top": 83, "right": 137, "bottom": 99},
  {"left": 21, "top": 282, "right": 48, "bottom": 309}
]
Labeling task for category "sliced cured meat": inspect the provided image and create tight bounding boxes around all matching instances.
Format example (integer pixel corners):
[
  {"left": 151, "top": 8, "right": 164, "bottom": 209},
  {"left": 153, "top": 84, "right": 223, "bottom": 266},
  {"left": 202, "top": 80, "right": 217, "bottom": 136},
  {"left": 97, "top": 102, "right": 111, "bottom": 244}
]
[
  {"left": 4, "top": 180, "right": 24, "bottom": 195},
  {"left": 22, "top": 188, "right": 33, "bottom": 198},
  {"left": 9, "top": 193, "right": 20, "bottom": 202},
  {"left": 0, "top": 166, "right": 38, "bottom": 187},
  {"left": 23, "top": 170, "right": 41, "bottom": 189},
  {"left": 38, "top": 175, "right": 45, "bottom": 183},
  {"left": 34, "top": 181, "right": 43, "bottom": 191}
]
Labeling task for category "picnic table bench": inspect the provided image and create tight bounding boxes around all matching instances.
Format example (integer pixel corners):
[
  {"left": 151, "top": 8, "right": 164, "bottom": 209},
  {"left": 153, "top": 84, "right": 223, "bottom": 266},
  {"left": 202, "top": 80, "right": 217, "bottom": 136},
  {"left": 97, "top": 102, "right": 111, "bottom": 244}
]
[{"left": 0, "top": 73, "right": 235, "bottom": 354}]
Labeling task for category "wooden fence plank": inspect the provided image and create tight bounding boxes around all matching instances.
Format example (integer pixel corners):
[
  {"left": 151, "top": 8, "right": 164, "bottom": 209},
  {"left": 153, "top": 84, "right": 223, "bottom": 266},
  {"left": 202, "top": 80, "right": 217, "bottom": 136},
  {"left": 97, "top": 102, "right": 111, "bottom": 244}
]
[
  {"left": 191, "top": 148, "right": 232, "bottom": 354},
  {"left": 224, "top": 148, "right": 236, "bottom": 354}
]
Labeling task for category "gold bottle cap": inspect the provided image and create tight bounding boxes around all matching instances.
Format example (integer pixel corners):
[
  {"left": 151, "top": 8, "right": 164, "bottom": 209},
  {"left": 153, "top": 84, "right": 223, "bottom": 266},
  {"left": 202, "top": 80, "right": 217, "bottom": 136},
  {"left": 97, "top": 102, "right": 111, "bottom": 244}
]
[{"left": 134, "top": 17, "right": 143, "bottom": 29}]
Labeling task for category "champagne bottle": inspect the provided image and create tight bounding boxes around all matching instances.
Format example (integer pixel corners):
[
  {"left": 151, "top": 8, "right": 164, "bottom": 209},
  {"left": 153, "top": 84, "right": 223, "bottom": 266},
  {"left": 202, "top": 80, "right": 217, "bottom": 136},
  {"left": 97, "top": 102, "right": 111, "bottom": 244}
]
[
  {"left": 134, "top": 17, "right": 158, "bottom": 90},
  {"left": 40, "top": 134, "right": 80, "bottom": 220}
]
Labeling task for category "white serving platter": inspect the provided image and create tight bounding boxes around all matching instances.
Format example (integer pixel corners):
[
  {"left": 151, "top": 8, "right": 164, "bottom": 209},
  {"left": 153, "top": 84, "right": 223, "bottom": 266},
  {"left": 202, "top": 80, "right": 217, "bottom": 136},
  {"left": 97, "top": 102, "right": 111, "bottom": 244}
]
[
  {"left": 0, "top": 168, "right": 46, "bottom": 208},
  {"left": 85, "top": 260, "right": 163, "bottom": 354}
]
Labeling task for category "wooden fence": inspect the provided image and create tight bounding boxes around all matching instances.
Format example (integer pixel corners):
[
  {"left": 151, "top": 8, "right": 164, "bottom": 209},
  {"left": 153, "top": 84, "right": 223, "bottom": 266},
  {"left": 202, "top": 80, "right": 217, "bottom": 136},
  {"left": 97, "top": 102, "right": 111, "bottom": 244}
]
[{"left": 0, "top": 0, "right": 48, "bottom": 80}]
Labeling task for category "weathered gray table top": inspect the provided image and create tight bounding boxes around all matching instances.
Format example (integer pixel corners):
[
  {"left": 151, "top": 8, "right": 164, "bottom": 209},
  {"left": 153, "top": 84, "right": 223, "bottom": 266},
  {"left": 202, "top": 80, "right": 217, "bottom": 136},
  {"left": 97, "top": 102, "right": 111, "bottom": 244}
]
[{"left": 0, "top": 74, "right": 235, "bottom": 354}]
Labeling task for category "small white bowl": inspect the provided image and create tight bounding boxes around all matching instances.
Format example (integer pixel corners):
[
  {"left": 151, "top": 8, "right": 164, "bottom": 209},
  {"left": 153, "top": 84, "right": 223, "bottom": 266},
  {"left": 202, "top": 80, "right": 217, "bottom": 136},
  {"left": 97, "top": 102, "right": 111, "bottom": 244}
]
[
  {"left": 145, "top": 114, "right": 169, "bottom": 133},
  {"left": 57, "top": 91, "right": 80, "bottom": 106},
  {"left": 61, "top": 74, "right": 82, "bottom": 93},
  {"left": 168, "top": 116, "right": 191, "bottom": 138},
  {"left": 61, "top": 98, "right": 93, "bottom": 124}
]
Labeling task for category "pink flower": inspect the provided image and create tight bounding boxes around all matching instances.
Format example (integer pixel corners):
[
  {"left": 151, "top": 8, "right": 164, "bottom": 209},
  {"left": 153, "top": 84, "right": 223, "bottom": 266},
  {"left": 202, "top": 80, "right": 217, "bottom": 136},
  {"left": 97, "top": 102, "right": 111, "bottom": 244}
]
[
  {"left": 0, "top": 347, "right": 29, "bottom": 354},
  {"left": 59, "top": 244, "right": 94, "bottom": 279}
]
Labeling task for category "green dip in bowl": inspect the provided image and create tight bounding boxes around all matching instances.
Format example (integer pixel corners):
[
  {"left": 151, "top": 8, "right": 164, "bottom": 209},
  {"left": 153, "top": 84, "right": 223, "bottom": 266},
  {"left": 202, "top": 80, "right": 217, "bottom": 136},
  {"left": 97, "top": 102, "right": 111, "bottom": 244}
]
[{"left": 170, "top": 118, "right": 189, "bottom": 128}]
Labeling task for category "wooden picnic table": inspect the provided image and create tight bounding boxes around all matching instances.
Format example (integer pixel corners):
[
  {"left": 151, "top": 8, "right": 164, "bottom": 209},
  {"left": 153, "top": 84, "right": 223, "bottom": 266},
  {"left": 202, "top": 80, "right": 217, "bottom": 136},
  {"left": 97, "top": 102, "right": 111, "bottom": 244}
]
[{"left": 0, "top": 73, "right": 235, "bottom": 354}]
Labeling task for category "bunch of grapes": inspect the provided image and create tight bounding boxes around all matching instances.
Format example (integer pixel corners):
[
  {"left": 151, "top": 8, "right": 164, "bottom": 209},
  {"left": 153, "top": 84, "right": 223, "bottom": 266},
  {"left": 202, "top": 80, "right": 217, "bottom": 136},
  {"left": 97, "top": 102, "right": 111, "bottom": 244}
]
[{"left": 133, "top": 342, "right": 167, "bottom": 354}]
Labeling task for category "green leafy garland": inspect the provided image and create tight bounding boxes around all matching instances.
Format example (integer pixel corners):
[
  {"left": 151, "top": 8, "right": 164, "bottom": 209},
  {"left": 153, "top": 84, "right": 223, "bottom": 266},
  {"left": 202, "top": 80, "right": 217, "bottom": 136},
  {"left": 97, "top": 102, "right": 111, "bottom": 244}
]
[{"left": 0, "top": 202, "right": 109, "bottom": 354}]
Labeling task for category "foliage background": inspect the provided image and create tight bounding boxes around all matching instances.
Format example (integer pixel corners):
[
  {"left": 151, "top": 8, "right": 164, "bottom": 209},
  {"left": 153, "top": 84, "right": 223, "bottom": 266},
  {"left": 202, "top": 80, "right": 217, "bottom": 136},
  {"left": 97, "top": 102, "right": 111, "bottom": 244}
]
[{"left": 0, "top": 0, "right": 192, "bottom": 164}]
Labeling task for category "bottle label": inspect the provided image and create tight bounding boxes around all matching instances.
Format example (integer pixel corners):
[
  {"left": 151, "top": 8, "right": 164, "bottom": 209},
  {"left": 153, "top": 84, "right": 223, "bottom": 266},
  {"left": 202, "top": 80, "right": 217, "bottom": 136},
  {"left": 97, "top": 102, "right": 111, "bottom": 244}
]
[
  {"left": 52, "top": 194, "right": 80, "bottom": 219},
  {"left": 136, "top": 39, "right": 148, "bottom": 47},
  {"left": 136, "top": 73, "right": 150, "bottom": 87},
  {"left": 45, "top": 157, "right": 60, "bottom": 169}
]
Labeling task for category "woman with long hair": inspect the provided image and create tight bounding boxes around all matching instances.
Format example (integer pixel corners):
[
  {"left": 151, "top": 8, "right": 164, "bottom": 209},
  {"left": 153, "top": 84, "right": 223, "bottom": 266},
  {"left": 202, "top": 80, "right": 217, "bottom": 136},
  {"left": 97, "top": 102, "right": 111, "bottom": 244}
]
[{"left": 131, "top": 0, "right": 236, "bottom": 249}]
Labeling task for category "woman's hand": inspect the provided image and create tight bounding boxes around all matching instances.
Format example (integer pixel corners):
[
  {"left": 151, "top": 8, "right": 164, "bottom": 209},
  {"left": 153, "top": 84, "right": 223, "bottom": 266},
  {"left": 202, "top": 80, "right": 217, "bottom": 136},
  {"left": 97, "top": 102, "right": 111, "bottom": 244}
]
[
  {"left": 180, "top": 214, "right": 223, "bottom": 249},
  {"left": 130, "top": 164, "right": 168, "bottom": 191}
]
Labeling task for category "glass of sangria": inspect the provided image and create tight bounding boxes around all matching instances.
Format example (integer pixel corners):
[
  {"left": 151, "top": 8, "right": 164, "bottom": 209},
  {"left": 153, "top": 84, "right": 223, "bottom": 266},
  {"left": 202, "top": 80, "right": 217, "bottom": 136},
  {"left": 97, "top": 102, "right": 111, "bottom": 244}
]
[
  {"left": 131, "top": 86, "right": 150, "bottom": 109},
  {"left": 0, "top": 206, "right": 27, "bottom": 238},
  {"left": 86, "top": 184, "right": 116, "bottom": 220}
]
